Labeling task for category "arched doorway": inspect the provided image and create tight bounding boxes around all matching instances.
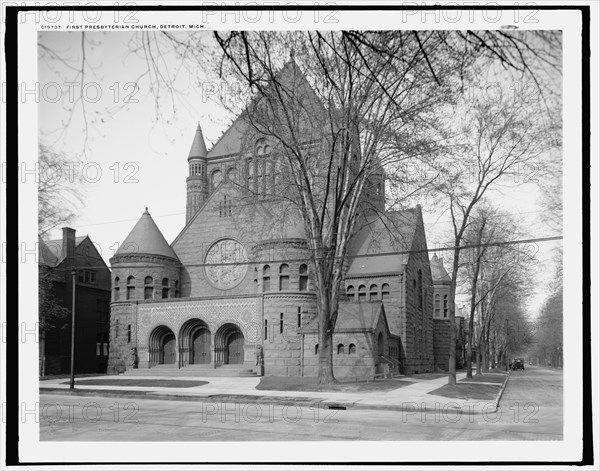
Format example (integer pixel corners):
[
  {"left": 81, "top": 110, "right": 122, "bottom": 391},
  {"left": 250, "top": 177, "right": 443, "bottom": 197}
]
[
  {"left": 149, "top": 326, "right": 177, "bottom": 365},
  {"left": 215, "top": 323, "right": 245, "bottom": 365},
  {"left": 179, "top": 319, "right": 211, "bottom": 366}
]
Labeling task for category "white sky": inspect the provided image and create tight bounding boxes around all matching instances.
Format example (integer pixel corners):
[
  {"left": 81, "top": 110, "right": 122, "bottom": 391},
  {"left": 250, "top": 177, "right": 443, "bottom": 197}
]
[{"left": 38, "top": 31, "right": 562, "bottom": 317}]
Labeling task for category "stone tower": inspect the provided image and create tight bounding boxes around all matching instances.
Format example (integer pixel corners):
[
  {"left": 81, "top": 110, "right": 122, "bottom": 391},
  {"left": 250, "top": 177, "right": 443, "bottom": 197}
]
[
  {"left": 430, "top": 254, "right": 451, "bottom": 318},
  {"left": 186, "top": 123, "right": 209, "bottom": 223},
  {"left": 108, "top": 208, "right": 181, "bottom": 373}
]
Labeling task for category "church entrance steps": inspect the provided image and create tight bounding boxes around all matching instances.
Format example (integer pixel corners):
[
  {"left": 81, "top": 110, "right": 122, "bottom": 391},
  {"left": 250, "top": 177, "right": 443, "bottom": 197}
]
[{"left": 124, "top": 364, "right": 258, "bottom": 377}]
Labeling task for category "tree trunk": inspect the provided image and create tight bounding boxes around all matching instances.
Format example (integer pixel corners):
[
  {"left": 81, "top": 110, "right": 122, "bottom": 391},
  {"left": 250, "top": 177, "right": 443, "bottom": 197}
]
[
  {"left": 316, "top": 289, "right": 336, "bottom": 384},
  {"left": 447, "top": 242, "right": 461, "bottom": 385},
  {"left": 317, "top": 329, "right": 334, "bottom": 384}
]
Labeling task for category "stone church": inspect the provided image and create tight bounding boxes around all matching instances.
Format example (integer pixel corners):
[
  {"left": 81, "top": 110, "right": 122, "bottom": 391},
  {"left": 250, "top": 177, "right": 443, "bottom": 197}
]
[{"left": 108, "top": 61, "right": 452, "bottom": 378}]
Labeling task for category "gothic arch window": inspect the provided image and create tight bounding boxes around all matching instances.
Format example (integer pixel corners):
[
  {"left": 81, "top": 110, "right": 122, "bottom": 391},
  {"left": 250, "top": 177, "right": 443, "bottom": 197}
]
[
  {"left": 144, "top": 276, "right": 153, "bottom": 300},
  {"left": 211, "top": 169, "right": 222, "bottom": 190},
  {"left": 443, "top": 294, "right": 449, "bottom": 317},
  {"left": 369, "top": 284, "right": 378, "bottom": 301},
  {"left": 314, "top": 344, "right": 319, "bottom": 355},
  {"left": 263, "top": 265, "right": 271, "bottom": 292},
  {"left": 126, "top": 276, "right": 135, "bottom": 300},
  {"left": 358, "top": 285, "right": 367, "bottom": 302},
  {"left": 347, "top": 285, "right": 355, "bottom": 301},
  {"left": 279, "top": 264, "right": 290, "bottom": 291},
  {"left": 349, "top": 343, "right": 356, "bottom": 354},
  {"left": 299, "top": 264, "right": 308, "bottom": 291},
  {"left": 162, "top": 278, "right": 169, "bottom": 299},
  {"left": 337, "top": 344, "right": 344, "bottom": 355},
  {"left": 114, "top": 277, "right": 120, "bottom": 301}
]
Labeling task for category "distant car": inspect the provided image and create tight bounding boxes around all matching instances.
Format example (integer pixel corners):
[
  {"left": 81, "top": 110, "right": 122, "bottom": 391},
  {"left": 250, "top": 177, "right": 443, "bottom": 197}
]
[{"left": 512, "top": 358, "right": 525, "bottom": 371}]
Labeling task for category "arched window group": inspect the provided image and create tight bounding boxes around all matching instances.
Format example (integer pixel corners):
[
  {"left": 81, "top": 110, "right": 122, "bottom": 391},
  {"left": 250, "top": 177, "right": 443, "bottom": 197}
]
[
  {"left": 335, "top": 343, "right": 356, "bottom": 354},
  {"left": 118, "top": 275, "right": 175, "bottom": 300},
  {"left": 346, "top": 283, "right": 391, "bottom": 302},
  {"left": 435, "top": 294, "right": 441, "bottom": 317},
  {"left": 261, "top": 263, "right": 308, "bottom": 292}
]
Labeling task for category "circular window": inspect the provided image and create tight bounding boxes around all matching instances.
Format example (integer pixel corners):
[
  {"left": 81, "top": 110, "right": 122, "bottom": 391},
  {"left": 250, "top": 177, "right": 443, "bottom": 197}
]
[{"left": 204, "top": 239, "right": 248, "bottom": 290}]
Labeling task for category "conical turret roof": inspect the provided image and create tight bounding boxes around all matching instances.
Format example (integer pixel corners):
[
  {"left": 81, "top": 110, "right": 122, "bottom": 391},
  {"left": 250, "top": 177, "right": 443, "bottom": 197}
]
[
  {"left": 430, "top": 254, "right": 451, "bottom": 284},
  {"left": 188, "top": 123, "right": 208, "bottom": 160},
  {"left": 114, "top": 208, "right": 179, "bottom": 260}
]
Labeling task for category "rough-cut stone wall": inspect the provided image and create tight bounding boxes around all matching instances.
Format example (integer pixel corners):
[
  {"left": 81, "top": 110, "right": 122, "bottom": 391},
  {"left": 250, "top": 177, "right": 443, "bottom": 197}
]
[
  {"left": 262, "top": 293, "right": 317, "bottom": 376},
  {"left": 433, "top": 318, "right": 451, "bottom": 371},
  {"left": 107, "top": 301, "right": 138, "bottom": 374},
  {"left": 403, "top": 213, "right": 435, "bottom": 374},
  {"left": 301, "top": 331, "right": 377, "bottom": 380}
]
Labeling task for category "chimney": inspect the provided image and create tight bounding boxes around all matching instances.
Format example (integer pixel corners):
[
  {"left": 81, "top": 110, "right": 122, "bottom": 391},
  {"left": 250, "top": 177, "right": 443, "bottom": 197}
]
[{"left": 62, "top": 227, "right": 76, "bottom": 260}]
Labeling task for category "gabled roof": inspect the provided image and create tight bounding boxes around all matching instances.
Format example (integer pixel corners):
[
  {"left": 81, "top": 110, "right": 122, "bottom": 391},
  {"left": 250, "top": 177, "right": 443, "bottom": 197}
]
[
  {"left": 38, "top": 236, "right": 59, "bottom": 267},
  {"left": 113, "top": 208, "right": 179, "bottom": 261},
  {"left": 303, "top": 301, "right": 389, "bottom": 333},
  {"left": 43, "top": 234, "right": 90, "bottom": 266},
  {"left": 206, "top": 59, "right": 328, "bottom": 159},
  {"left": 346, "top": 208, "right": 420, "bottom": 276},
  {"left": 430, "top": 254, "right": 452, "bottom": 284}
]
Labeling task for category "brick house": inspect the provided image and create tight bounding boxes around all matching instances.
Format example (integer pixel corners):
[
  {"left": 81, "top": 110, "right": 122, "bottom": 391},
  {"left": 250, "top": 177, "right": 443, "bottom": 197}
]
[
  {"left": 39, "top": 228, "right": 111, "bottom": 375},
  {"left": 107, "top": 60, "right": 441, "bottom": 379}
]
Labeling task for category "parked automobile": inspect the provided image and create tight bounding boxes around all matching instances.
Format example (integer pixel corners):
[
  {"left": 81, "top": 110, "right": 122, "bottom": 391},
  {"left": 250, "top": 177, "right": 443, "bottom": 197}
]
[{"left": 512, "top": 358, "right": 525, "bottom": 370}]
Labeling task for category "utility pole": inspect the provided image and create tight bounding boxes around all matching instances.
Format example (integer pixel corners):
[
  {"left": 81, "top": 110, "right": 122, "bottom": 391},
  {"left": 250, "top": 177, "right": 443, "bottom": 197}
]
[{"left": 69, "top": 268, "right": 76, "bottom": 389}]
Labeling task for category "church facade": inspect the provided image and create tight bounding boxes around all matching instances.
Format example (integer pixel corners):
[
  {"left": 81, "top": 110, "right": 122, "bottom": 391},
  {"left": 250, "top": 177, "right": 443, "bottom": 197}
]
[{"left": 107, "top": 62, "right": 452, "bottom": 378}]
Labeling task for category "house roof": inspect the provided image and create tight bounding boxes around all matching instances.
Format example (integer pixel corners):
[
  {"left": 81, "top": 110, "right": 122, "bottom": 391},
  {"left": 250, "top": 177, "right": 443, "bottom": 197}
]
[
  {"left": 430, "top": 254, "right": 452, "bottom": 284},
  {"left": 188, "top": 123, "right": 208, "bottom": 160},
  {"left": 113, "top": 208, "right": 179, "bottom": 261},
  {"left": 303, "top": 301, "right": 388, "bottom": 333},
  {"left": 42, "top": 234, "right": 89, "bottom": 266},
  {"left": 38, "top": 236, "right": 59, "bottom": 267},
  {"left": 346, "top": 208, "right": 420, "bottom": 277}
]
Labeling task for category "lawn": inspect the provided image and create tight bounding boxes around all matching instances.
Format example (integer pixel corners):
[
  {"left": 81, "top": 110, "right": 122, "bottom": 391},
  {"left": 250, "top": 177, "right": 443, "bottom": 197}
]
[
  {"left": 459, "top": 373, "right": 507, "bottom": 384},
  {"left": 427, "top": 383, "right": 500, "bottom": 401},
  {"left": 62, "top": 379, "right": 208, "bottom": 388},
  {"left": 256, "top": 376, "right": 413, "bottom": 393}
]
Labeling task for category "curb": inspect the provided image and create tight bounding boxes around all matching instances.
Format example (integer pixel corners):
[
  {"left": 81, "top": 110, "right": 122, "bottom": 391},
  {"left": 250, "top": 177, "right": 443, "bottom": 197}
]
[
  {"left": 39, "top": 387, "right": 492, "bottom": 415},
  {"left": 493, "top": 370, "right": 511, "bottom": 412}
]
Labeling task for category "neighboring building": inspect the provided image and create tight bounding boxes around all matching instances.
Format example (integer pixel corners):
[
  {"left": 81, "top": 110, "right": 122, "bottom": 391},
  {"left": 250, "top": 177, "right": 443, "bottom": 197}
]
[
  {"left": 107, "top": 60, "right": 438, "bottom": 379},
  {"left": 39, "top": 228, "right": 111, "bottom": 375},
  {"left": 430, "top": 254, "right": 465, "bottom": 370}
]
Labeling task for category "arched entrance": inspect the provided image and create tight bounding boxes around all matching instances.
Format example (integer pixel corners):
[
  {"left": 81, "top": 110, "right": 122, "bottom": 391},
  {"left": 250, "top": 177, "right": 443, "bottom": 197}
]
[
  {"left": 179, "top": 319, "right": 211, "bottom": 366},
  {"left": 149, "top": 326, "right": 177, "bottom": 365},
  {"left": 215, "top": 323, "right": 245, "bottom": 365}
]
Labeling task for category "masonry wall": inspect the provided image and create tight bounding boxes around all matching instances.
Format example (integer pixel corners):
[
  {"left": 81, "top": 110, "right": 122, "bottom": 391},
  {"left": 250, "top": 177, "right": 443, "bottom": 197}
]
[
  {"left": 433, "top": 318, "right": 451, "bottom": 371},
  {"left": 107, "top": 301, "right": 138, "bottom": 374},
  {"left": 403, "top": 216, "right": 435, "bottom": 374},
  {"left": 262, "top": 293, "right": 316, "bottom": 376}
]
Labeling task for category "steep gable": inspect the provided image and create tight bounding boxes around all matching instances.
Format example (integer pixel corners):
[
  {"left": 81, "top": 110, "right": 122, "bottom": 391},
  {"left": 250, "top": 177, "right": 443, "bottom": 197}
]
[{"left": 346, "top": 209, "right": 419, "bottom": 277}]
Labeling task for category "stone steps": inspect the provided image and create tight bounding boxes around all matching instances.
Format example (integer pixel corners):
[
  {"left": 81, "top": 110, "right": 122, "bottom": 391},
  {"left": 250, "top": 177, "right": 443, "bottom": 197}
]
[{"left": 124, "top": 364, "right": 258, "bottom": 377}]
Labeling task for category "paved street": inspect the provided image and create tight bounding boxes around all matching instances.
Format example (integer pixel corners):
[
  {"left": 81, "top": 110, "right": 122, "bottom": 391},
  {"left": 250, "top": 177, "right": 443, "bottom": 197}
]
[{"left": 39, "top": 367, "right": 562, "bottom": 441}]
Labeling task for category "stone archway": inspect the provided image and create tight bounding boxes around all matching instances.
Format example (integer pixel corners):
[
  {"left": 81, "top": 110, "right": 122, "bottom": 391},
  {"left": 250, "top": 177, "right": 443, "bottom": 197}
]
[
  {"left": 149, "top": 325, "right": 177, "bottom": 365},
  {"left": 179, "top": 318, "right": 211, "bottom": 366},
  {"left": 215, "top": 323, "right": 245, "bottom": 365}
]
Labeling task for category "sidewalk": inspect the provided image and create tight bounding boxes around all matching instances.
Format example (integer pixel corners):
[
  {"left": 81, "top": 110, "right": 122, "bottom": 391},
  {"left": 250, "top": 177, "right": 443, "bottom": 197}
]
[{"left": 40, "top": 372, "right": 502, "bottom": 414}]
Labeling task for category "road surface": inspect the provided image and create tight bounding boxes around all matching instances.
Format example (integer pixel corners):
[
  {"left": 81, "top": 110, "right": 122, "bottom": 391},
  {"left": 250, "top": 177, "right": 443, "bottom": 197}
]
[{"left": 39, "top": 367, "right": 562, "bottom": 441}]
